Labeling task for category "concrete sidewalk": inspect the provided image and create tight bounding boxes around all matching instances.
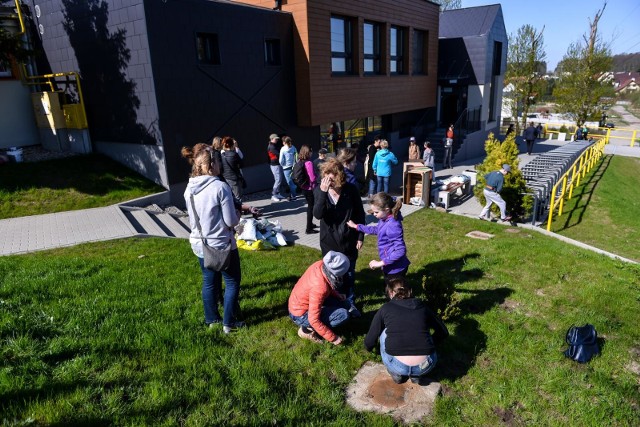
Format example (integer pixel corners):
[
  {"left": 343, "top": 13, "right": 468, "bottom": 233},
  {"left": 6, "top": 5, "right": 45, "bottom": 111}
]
[{"left": 1, "top": 135, "right": 638, "bottom": 258}]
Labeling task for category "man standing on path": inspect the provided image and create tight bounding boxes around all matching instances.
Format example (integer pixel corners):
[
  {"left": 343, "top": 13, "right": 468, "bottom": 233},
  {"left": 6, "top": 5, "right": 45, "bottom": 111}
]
[
  {"left": 443, "top": 124, "right": 454, "bottom": 169},
  {"left": 268, "top": 133, "right": 285, "bottom": 202},
  {"left": 479, "top": 164, "right": 512, "bottom": 222},
  {"left": 523, "top": 122, "right": 537, "bottom": 155}
]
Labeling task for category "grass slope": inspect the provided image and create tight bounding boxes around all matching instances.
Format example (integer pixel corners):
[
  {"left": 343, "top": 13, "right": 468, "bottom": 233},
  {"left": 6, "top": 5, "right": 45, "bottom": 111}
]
[
  {"left": 2, "top": 210, "right": 639, "bottom": 425},
  {"left": 549, "top": 155, "right": 640, "bottom": 261},
  {"left": 0, "top": 154, "right": 164, "bottom": 219}
]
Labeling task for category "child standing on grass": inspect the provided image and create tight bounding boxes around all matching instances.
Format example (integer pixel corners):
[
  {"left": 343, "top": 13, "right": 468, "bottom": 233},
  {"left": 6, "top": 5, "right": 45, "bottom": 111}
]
[{"left": 347, "top": 192, "right": 410, "bottom": 283}]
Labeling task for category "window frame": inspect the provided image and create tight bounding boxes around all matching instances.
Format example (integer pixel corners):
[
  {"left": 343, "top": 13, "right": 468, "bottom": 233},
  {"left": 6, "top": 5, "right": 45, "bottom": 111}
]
[
  {"left": 390, "top": 26, "right": 405, "bottom": 75},
  {"left": 195, "top": 32, "right": 221, "bottom": 65},
  {"left": 330, "top": 15, "right": 354, "bottom": 75},
  {"left": 264, "top": 38, "right": 281, "bottom": 66},
  {"left": 363, "top": 21, "right": 381, "bottom": 75},
  {"left": 412, "top": 29, "right": 428, "bottom": 75}
]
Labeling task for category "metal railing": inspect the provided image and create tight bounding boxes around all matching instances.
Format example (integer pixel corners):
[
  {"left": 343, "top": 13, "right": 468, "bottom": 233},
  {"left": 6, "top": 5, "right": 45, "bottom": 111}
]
[
  {"left": 545, "top": 138, "right": 607, "bottom": 231},
  {"left": 542, "top": 123, "right": 638, "bottom": 147}
]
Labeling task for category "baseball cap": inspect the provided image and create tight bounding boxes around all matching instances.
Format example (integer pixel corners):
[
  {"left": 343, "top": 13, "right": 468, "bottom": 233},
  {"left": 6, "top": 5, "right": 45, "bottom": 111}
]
[
  {"left": 502, "top": 164, "right": 511, "bottom": 173},
  {"left": 318, "top": 148, "right": 328, "bottom": 154},
  {"left": 269, "top": 133, "right": 280, "bottom": 140}
]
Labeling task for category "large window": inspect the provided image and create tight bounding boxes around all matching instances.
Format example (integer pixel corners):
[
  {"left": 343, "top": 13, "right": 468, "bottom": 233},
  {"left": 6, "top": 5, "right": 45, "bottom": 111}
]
[
  {"left": 331, "top": 16, "right": 353, "bottom": 74},
  {"left": 196, "top": 33, "right": 220, "bottom": 65},
  {"left": 412, "top": 30, "right": 428, "bottom": 75},
  {"left": 264, "top": 39, "right": 281, "bottom": 66},
  {"left": 390, "top": 26, "right": 404, "bottom": 74},
  {"left": 363, "top": 21, "right": 381, "bottom": 75}
]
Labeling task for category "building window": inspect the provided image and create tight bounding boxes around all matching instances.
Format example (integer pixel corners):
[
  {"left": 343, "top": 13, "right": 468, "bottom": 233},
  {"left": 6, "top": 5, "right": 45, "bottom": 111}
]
[
  {"left": 331, "top": 16, "right": 353, "bottom": 74},
  {"left": 390, "top": 26, "right": 404, "bottom": 74},
  {"left": 489, "top": 41, "right": 503, "bottom": 121},
  {"left": 265, "top": 39, "right": 281, "bottom": 66},
  {"left": 196, "top": 33, "right": 220, "bottom": 65},
  {"left": 363, "top": 21, "right": 381, "bottom": 75},
  {"left": 412, "top": 30, "right": 427, "bottom": 75}
]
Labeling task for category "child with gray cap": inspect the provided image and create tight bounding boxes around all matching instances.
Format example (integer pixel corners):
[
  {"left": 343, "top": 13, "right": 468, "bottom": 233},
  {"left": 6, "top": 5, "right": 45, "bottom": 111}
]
[
  {"left": 479, "top": 164, "right": 512, "bottom": 222},
  {"left": 288, "top": 251, "right": 351, "bottom": 344}
]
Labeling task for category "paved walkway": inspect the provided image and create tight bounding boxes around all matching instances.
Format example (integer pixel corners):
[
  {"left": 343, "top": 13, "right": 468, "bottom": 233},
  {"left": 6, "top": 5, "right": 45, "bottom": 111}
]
[{"left": 1, "top": 115, "right": 639, "bottom": 258}]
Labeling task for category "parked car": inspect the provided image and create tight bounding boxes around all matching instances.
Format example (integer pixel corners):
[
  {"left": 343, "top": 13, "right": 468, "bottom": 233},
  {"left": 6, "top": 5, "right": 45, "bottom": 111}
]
[{"left": 604, "top": 122, "right": 615, "bottom": 128}]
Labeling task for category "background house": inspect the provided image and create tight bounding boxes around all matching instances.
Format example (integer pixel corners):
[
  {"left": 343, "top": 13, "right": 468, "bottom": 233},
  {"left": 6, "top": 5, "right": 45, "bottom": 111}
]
[{"left": 435, "top": 4, "right": 507, "bottom": 162}]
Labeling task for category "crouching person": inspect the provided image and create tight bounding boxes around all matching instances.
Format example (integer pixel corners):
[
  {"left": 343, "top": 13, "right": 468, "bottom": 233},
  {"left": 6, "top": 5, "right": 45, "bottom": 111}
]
[
  {"left": 288, "top": 251, "right": 351, "bottom": 345},
  {"left": 364, "top": 278, "right": 449, "bottom": 384}
]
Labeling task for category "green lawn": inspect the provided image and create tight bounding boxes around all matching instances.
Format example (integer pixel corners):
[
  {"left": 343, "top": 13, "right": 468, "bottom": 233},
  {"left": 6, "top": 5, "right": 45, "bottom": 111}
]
[
  {"left": 549, "top": 155, "right": 640, "bottom": 261},
  {"left": 2, "top": 209, "right": 639, "bottom": 425},
  {"left": 0, "top": 154, "right": 165, "bottom": 219}
]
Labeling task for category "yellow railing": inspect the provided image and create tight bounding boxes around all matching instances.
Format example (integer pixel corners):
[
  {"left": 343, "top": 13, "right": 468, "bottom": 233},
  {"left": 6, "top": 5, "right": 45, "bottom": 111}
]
[
  {"left": 23, "top": 72, "right": 89, "bottom": 129},
  {"left": 542, "top": 123, "right": 638, "bottom": 147},
  {"left": 546, "top": 138, "right": 607, "bottom": 231}
]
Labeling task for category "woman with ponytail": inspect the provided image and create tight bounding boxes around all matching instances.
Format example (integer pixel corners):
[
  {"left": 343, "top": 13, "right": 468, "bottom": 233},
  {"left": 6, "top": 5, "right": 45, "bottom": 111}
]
[
  {"left": 182, "top": 143, "right": 245, "bottom": 334},
  {"left": 364, "top": 278, "right": 449, "bottom": 384},
  {"left": 347, "top": 192, "right": 410, "bottom": 282}
]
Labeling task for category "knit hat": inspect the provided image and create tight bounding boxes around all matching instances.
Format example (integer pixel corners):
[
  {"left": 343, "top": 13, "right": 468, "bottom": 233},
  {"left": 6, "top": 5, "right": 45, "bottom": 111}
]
[{"left": 322, "top": 251, "right": 350, "bottom": 277}]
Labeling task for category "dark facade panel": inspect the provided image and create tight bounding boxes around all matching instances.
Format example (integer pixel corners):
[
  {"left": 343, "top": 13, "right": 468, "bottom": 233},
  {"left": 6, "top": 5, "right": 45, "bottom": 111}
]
[{"left": 144, "top": 0, "right": 316, "bottom": 185}]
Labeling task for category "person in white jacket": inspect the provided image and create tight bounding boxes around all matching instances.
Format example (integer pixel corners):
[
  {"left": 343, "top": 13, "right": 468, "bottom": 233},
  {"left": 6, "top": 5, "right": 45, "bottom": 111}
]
[{"left": 182, "top": 143, "right": 244, "bottom": 334}]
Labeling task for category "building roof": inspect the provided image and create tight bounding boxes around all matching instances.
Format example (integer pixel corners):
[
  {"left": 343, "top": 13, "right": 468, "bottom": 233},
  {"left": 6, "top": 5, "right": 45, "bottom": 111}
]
[
  {"left": 614, "top": 71, "right": 640, "bottom": 92},
  {"left": 439, "top": 4, "right": 501, "bottom": 38}
]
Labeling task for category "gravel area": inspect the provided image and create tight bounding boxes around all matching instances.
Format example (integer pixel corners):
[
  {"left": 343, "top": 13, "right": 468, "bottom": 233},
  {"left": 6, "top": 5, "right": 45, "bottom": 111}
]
[{"left": 1, "top": 145, "right": 80, "bottom": 163}]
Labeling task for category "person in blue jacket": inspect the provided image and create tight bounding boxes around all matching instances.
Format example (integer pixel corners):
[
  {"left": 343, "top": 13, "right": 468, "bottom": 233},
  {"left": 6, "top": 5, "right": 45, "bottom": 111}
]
[
  {"left": 372, "top": 140, "right": 398, "bottom": 194},
  {"left": 347, "top": 192, "right": 410, "bottom": 283},
  {"left": 479, "top": 164, "right": 512, "bottom": 222}
]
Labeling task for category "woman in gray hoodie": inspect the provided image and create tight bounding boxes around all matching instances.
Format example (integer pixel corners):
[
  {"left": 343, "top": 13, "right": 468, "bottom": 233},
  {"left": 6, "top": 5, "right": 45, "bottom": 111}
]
[{"left": 182, "top": 143, "right": 244, "bottom": 334}]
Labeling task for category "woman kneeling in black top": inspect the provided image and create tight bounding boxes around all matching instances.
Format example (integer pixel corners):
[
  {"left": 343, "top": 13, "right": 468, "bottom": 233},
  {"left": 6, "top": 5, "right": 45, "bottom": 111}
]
[{"left": 364, "top": 278, "right": 449, "bottom": 384}]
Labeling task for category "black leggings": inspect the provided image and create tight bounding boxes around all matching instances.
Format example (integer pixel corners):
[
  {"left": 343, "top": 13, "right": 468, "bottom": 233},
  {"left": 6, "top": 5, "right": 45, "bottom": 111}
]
[{"left": 303, "top": 189, "right": 315, "bottom": 231}]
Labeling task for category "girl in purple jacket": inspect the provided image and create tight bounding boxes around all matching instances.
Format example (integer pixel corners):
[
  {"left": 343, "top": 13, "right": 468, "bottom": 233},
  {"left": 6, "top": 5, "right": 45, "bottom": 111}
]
[{"left": 347, "top": 192, "right": 410, "bottom": 282}]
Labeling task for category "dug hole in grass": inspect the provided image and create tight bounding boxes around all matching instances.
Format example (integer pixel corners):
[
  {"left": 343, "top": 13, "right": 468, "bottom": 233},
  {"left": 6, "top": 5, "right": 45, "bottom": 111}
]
[{"left": 1, "top": 208, "right": 640, "bottom": 425}]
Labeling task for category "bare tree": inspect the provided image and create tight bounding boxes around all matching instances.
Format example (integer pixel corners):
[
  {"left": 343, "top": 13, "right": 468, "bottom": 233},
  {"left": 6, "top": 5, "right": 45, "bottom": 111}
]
[
  {"left": 504, "top": 25, "right": 547, "bottom": 133},
  {"left": 553, "top": 1, "right": 614, "bottom": 125},
  {"left": 435, "top": 0, "right": 462, "bottom": 11}
]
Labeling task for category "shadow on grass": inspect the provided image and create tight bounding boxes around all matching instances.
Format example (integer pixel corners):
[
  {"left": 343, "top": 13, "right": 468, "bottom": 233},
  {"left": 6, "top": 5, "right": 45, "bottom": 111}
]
[
  {"left": 0, "top": 154, "right": 161, "bottom": 196},
  {"left": 552, "top": 155, "right": 612, "bottom": 231}
]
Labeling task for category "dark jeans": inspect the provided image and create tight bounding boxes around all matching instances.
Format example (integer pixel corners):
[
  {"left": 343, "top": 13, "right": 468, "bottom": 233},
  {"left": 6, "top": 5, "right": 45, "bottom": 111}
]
[
  {"left": 198, "top": 249, "right": 241, "bottom": 326},
  {"left": 289, "top": 296, "right": 349, "bottom": 331},
  {"left": 337, "top": 258, "right": 357, "bottom": 306},
  {"left": 526, "top": 139, "right": 534, "bottom": 155},
  {"left": 303, "top": 188, "right": 315, "bottom": 231}
]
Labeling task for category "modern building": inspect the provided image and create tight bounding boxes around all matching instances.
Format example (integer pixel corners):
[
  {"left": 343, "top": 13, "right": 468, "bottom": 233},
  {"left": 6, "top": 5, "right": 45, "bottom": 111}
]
[
  {"left": 4, "top": 0, "right": 440, "bottom": 203},
  {"left": 436, "top": 4, "right": 507, "bottom": 161}
]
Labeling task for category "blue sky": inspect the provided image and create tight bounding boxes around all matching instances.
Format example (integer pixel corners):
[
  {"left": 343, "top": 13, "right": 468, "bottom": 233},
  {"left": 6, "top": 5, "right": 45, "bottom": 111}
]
[{"left": 461, "top": 0, "right": 640, "bottom": 71}]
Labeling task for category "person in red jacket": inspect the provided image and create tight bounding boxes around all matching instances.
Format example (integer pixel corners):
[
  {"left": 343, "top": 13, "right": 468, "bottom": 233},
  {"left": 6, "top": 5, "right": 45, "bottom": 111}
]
[{"left": 288, "top": 251, "right": 351, "bottom": 344}]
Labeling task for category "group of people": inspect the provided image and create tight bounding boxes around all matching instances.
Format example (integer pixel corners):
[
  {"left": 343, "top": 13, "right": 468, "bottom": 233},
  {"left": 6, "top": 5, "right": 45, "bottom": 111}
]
[{"left": 181, "top": 133, "right": 450, "bottom": 384}]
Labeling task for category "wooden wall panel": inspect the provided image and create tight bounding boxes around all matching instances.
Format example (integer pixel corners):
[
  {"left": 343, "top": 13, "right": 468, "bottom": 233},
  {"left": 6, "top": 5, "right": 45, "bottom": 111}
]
[{"left": 235, "top": 0, "right": 440, "bottom": 127}]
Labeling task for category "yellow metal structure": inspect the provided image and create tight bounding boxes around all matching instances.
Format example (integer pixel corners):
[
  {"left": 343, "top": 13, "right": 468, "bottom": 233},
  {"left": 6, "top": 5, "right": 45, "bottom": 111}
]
[
  {"left": 545, "top": 138, "right": 607, "bottom": 231},
  {"left": 23, "top": 72, "right": 89, "bottom": 129},
  {"left": 8, "top": 1, "right": 89, "bottom": 130}
]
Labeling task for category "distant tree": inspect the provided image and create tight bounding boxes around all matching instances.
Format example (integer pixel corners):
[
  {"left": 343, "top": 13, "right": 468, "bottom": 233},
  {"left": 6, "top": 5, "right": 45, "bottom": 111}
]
[
  {"left": 553, "top": 1, "right": 614, "bottom": 124},
  {"left": 611, "top": 52, "right": 640, "bottom": 72},
  {"left": 435, "top": 0, "right": 461, "bottom": 11},
  {"left": 504, "top": 24, "right": 547, "bottom": 134},
  {"left": 474, "top": 133, "right": 532, "bottom": 219}
]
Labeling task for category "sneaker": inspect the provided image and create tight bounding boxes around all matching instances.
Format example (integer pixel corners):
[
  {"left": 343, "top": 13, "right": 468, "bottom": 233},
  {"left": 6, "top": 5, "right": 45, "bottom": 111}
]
[
  {"left": 223, "top": 321, "right": 246, "bottom": 334},
  {"left": 311, "top": 224, "right": 318, "bottom": 229},
  {"left": 206, "top": 319, "right": 221, "bottom": 328},
  {"left": 289, "top": 195, "right": 296, "bottom": 201},
  {"left": 275, "top": 194, "right": 286, "bottom": 200},
  {"left": 501, "top": 215, "right": 513, "bottom": 222},
  {"left": 477, "top": 216, "right": 486, "bottom": 221},
  {"left": 271, "top": 196, "right": 281, "bottom": 202},
  {"left": 305, "top": 229, "right": 319, "bottom": 234},
  {"left": 348, "top": 305, "right": 361, "bottom": 318},
  {"left": 297, "top": 327, "right": 322, "bottom": 343},
  {"left": 388, "top": 371, "right": 409, "bottom": 384}
]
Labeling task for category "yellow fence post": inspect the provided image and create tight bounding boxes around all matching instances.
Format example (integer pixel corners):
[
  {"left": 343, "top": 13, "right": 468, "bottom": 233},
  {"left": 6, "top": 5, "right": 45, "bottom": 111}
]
[
  {"left": 632, "top": 130, "right": 637, "bottom": 148},
  {"left": 568, "top": 164, "right": 577, "bottom": 199},
  {"left": 558, "top": 176, "right": 568, "bottom": 216}
]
